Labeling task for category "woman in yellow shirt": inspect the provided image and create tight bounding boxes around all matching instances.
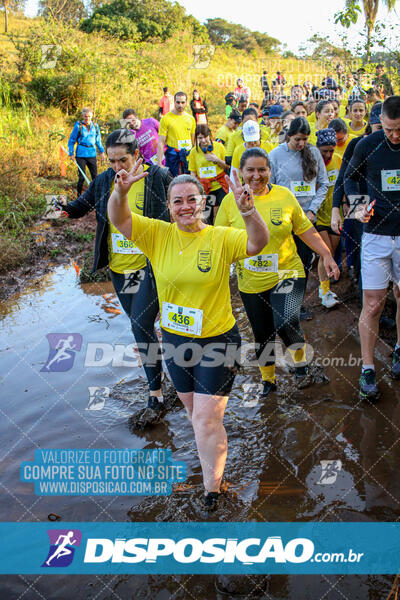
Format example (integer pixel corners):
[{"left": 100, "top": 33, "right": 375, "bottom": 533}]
[
  {"left": 188, "top": 125, "right": 229, "bottom": 223},
  {"left": 108, "top": 169, "right": 269, "bottom": 510},
  {"left": 309, "top": 100, "right": 335, "bottom": 145},
  {"left": 216, "top": 148, "right": 339, "bottom": 397},
  {"left": 346, "top": 99, "right": 367, "bottom": 136}
]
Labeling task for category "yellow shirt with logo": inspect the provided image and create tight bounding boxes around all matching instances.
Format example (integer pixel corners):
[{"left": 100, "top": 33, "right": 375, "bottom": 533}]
[
  {"left": 159, "top": 112, "right": 196, "bottom": 150},
  {"left": 108, "top": 172, "right": 147, "bottom": 273},
  {"left": 215, "top": 124, "right": 235, "bottom": 146},
  {"left": 345, "top": 119, "right": 367, "bottom": 137},
  {"left": 129, "top": 215, "right": 249, "bottom": 337},
  {"left": 316, "top": 153, "right": 343, "bottom": 228},
  {"left": 231, "top": 140, "right": 276, "bottom": 170},
  {"left": 215, "top": 185, "right": 312, "bottom": 293},
  {"left": 188, "top": 142, "right": 226, "bottom": 192},
  {"left": 334, "top": 133, "right": 356, "bottom": 159},
  {"left": 226, "top": 125, "right": 270, "bottom": 158}
]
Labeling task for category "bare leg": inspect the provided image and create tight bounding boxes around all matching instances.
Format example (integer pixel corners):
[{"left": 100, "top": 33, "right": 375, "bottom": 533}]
[
  {"left": 359, "top": 289, "right": 387, "bottom": 365},
  {"left": 191, "top": 393, "right": 229, "bottom": 493}
]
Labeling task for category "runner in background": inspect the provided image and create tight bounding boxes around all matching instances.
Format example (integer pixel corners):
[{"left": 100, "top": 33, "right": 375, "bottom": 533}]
[
  {"left": 372, "top": 64, "right": 394, "bottom": 98},
  {"left": 309, "top": 100, "right": 335, "bottom": 145},
  {"left": 344, "top": 96, "right": 400, "bottom": 400},
  {"left": 269, "top": 116, "right": 329, "bottom": 320},
  {"left": 346, "top": 99, "right": 367, "bottom": 136},
  {"left": 237, "top": 95, "right": 250, "bottom": 114},
  {"left": 188, "top": 124, "right": 229, "bottom": 223},
  {"left": 158, "top": 86, "right": 174, "bottom": 119},
  {"left": 234, "top": 78, "right": 251, "bottom": 101},
  {"left": 122, "top": 108, "right": 161, "bottom": 166},
  {"left": 315, "top": 128, "right": 342, "bottom": 308},
  {"left": 329, "top": 118, "right": 354, "bottom": 159},
  {"left": 216, "top": 148, "right": 339, "bottom": 395},
  {"left": 225, "top": 107, "right": 269, "bottom": 165},
  {"left": 157, "top": 92, "right": 196, "bottom": 176},
  {"left": 292, "top": 101, "right": 307, "bottom": 118},
  {"left": 225, "top": 93, "right": 237, "bottom": 118},
  {"left": 215, "top": 109, "right": 242, "bottom": 146},
  {"left": 230, "top": 120, "right": 275, "bottom": 182},
  {"left": 278, "top": 96, "right": 291, "bottom": 111},
  {"left": 190, "top": 90, "right": 208, "bottom": 125},
  {"left": 267, "top": 104, "right": 284, "bottom": 145},
  {"left": 260, "top": 70, "right": 270, "bottom": 99},
  {"left": 67, "top": 107, "right": 105, "bottom": 197}
]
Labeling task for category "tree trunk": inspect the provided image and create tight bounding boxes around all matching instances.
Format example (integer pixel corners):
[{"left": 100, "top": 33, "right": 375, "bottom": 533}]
[
  {"left": 366, "top": 23, "right": 373, "bottom": 63},
  {"left": 4, "top": 4, "right": 8, "bottom": 33}
]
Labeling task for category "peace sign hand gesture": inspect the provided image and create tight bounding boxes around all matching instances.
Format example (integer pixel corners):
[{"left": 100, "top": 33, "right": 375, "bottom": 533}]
[
  {"left": 114, "top": 158, "right": 148, "bottom": 198},
  {"left": 225, "top": 171, "right": 254, "bottom": 214}
]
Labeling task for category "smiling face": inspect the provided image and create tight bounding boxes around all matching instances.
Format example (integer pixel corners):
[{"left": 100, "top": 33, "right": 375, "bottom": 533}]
[
  {"left": 124, "top": 113, "right": 140, "bottom": 130},
  {"left": 350, "top": 101, "right": 366, "bottom": 124},
  {"left": 317, "top": 103, "right": 334, "bottom": 126},
  {"left": 168, "top": 183, "right": 206, "bottom": 229},
  {"left": 240, "top": 155, "right": 271, "bottom": 195},
  {"left": 196, "top": 132, "right": 211, "bottom": 148}
]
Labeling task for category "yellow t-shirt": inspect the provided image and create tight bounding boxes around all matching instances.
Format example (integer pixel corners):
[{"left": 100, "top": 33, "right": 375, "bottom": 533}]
[
  {"left": 334, "top": 133, "right": 356, "bottom": 159},
  {"left": 215, "top": 185, "right": 312, "bottom": 293},
  {"left": 307, "top": 112, "right": 316, "bottom": 125},
  {"left": 188, "top": 142, "right": 226, "bottom": 192},
  {"left": 345, "top": 119, "right": 367, "bottom": 136},
  {"left": 129, "top": 215, "right": 249, "bottom": 337},
  {"left": 231, "top": 140, "right": 276, "bottom": 170},
  {"left": 215, "top": 124, "right": 234, "bottom": 146},
  {"left": 159, "top": 112, "right": 196, "bottom": 150},
  {"left": 316, "top": 153, "right": 343, "bottom": 228},
  {"left": 108, "top": 172, "right": 147, "bottom": 274},
  {"left": 226, "top": 125, "right": 270, "bottom": 158}
]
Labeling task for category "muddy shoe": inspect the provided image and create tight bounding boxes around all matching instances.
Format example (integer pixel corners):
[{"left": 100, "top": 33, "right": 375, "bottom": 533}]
[
  {"left": 391, "top": 348, "right": 400, "bottom": 379},
  {"left": 295, "top": 365, "right": 312, "bottom": 389},
  {"left": 147, "top": 396, "right": 164, "bottom": 412},
  {"left": 359, "top": 369, "right": 380, "bottom": 401},
  {"left": 299, "top": 305, "right": 313, "bottom": 321},
  {"left": 261, "top": 381, "right": 277, "bottom": 398},
  {"left": 203, "top": 492, "right": 220, "bottom": 512}
]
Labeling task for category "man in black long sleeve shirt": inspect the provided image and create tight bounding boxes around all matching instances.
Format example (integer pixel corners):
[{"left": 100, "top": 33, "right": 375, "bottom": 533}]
[{"left": 343, "top": 96, "right": 400, "bottom": 400}]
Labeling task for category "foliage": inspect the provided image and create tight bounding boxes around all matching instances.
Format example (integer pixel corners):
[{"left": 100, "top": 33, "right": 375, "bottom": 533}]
[
  {"left": 302, "top": 34, "right": 353, "bottom": 64},
  {"left": 0, "top": 0, "right": 25, "bottom": 33},
  {"left": 205, "top": 18, "right": 280, "bottom": 55},
  {"left": 81, "top": 0, "right": 208, "bottom": 42},
  {"left": 38, "top": 0, "right": 86, "bottom": 24}
]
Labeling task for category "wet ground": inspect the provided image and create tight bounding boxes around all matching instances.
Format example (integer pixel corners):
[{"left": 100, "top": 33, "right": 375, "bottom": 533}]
[{"left": 1, "top": 262, "right": 399, "bottom": 599}]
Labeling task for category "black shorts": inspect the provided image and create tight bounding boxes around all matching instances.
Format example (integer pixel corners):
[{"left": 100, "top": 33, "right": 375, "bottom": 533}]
[
  {"left": 161, "top": 325, "right": 241, "bottom": 396},
  {"left": 207, "top": 187, "right": 226, "bottom": 207},
  {"left": 316, "top": 224, "right": 339, "bottom": 237}
]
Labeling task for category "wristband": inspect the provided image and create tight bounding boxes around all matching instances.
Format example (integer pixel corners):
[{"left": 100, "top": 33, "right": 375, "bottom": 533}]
[{"left": 240, "top": 206, "right": 256, "bottom": 217}]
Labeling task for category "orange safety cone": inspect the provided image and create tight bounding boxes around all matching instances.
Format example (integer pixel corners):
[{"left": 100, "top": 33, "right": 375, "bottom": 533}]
[{"left": 59, "top": 145, "right": 67, "bottom": 177}]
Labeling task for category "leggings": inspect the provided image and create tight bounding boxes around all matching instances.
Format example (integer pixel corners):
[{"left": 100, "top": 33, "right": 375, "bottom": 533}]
[
  {"left": 293, "top": 234, "right": 314, "bottom": 287},
  {"left": 76, "top": 156, "right": 97, "bottom": 196},
  {"left": 110, "top": 266, "right": 162, "bottom": 391},
  {"left": 240, "top": 278, "right": 306, "bottom": 367}
]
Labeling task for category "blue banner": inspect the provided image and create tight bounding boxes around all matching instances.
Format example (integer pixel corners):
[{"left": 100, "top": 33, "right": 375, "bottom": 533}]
[{"left": 0, "top": 522, "right": 399, "bottom": 574}]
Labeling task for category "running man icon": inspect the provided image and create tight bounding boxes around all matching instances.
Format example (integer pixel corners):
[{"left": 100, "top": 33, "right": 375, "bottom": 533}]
[
  {"left": 41, "top": 333, "right": 83, "bottom": 372},
  {"left": 42, "top": 529, "right": 82, "bottom": 568}
]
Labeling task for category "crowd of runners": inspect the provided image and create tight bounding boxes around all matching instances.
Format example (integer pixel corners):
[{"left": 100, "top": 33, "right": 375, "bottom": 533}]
[{"left": 64, "top": 64, "right": 400, "bottom": 509}]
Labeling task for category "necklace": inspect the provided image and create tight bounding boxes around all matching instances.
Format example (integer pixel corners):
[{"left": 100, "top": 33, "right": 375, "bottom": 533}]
[
  {"left": 177, "top": 229, "right": 201, "bottom": 255},
  {"left": 384, "top": 135, "right": 400, "bottom": 153}
]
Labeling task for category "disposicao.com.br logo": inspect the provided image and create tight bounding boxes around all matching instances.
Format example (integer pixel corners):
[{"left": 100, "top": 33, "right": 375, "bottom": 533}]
[{"left": 42, "top": 529, "right": 82, "bottom": 567}]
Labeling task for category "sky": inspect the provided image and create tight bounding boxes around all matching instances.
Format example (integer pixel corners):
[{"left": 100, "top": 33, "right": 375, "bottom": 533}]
[{"left": 24, "top": 0, "right": 399, "bottom": 54}]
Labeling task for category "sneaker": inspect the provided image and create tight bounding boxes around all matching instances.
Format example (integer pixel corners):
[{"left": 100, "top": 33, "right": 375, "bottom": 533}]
[
  {"left": 392, "top": 348, "right": 400, "bottom": 379},
  {"left": 295, "top": 365, "right": 312, "bottom": 388},
  {"left": 261, "top": 381, "right": 277, "bottom": 398},
  {"left": 359, "top": 369, "right": 379, "bottom": 401},
  {"left": 204, "top": 492, "right": 220, "bottom": 511},
  {"left": 321, "top": 290, "right": 340, "bottom": 308},
  {"left": 300, "top": 306, "right": 313, "bottom": 321},
  {"left": 380, "top": 315, "right": 396, "bottom": 330},
  {"left": 147, "top": 396, "right": 164, "bottom": 412}
]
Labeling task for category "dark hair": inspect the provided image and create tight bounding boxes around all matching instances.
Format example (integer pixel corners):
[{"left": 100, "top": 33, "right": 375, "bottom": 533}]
[
  {"left": 349, "top": 98, "right": 367, "bottom": 110},
  {"left": 241, "top": 107, "right": 258, "bottom": 121},
  {"left": 163, "top": 86, "right": 168, "bottom": 93},
  {"left": 291, "top": 100, "right": 307, "bottom": 112},
  {"left": 122, "top": 108, "right": 136, "bottom": 119},
  {"left": 174, "top": 91, "right": 187, "bottom": 101},
  {"left": 287, "top": 117, "right": 317, "bottom": 182},
  {"left": 238, "top": 95, "right": 248, "bottom": 105},
  {"left": 331, "top": 98, "right": 339, "bottom": 108},
  {"left": 239, "top": 147, "right": 270, "bottom": 170},
  {"left": 329, "top": 118, "right": 348, "bottom": 134},
  {"left": 192, "top": 89, "right": 202, "bottom": 102},
  {"left": 249, "top": 102, "right": 259, "bottom": 109},
  {"left": 106, "top": 129, "right": 138, "bottom": 155},
  {"left": 315, "top": 99, "right": 334, "bottom": 115},
  {"left": 382, "top": 96, "right": 400, "bottom": 120},
  {"left": 282, "top": 110, "right": 295, "bottom": 120},
  {"left": 195, "top": 124, "right": 212, "bottom": 150}
]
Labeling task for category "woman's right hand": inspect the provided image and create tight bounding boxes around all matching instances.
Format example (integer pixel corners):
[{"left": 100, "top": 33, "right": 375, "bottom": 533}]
[
  {"left": 331, "top": 207, "right": 343, "bottom": 234},
  {"left": 114, "top": 159, "right": 147, "bottom": 197}
]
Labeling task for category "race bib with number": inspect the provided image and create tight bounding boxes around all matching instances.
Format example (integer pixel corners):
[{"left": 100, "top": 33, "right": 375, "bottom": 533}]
[
  {"left": 111, "top": 233, "right": 143, "bottom": 255},
  {"left": 290, "top": 180, "right": 316, "bottom": 197},
  {"left": 150, "top": 155, "right": 158, "bottom": 165},
  {"left": 327, "top": 169, "right": 339, "bottom": 187},
  {"left": 161, "top": 302, "right": 203, "bottom": 336},
  {"left": 177, "top": 139, "right": 191, "bottom": 151},
  {"left": 199, "top": 166, "right": 217, "bottom": 178},
  {"left": 243, "top": 254, "right": 278, "bottom": 273},
  {"left": 381, "top": 170, "right": 400, "bottom": 192}
]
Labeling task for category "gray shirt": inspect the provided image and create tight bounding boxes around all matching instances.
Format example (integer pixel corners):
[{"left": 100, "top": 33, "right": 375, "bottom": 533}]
[{"left": 269, "top": 142, "right": 328, "bottom": 214}]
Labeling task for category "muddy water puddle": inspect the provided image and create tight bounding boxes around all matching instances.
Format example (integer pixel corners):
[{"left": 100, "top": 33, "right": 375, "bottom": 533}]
[{"left": 1, "top": 265, "right": 400, "bottom": 598}]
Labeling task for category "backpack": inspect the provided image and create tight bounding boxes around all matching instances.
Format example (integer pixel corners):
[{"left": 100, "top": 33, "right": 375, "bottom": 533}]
[{"left": 77, "top": 121, "right": 98, "bottom": 144}]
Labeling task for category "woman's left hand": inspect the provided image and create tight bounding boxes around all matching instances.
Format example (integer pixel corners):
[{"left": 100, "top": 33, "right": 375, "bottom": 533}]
[
  {"left": 204, "top": 153, "right": 218, "bottom": 163},
  {"left": 225, "top": 171, "right": 255, "bottom": 214},
  {"left": 323, "top": 254, "right": 340, "bottom": 280}
]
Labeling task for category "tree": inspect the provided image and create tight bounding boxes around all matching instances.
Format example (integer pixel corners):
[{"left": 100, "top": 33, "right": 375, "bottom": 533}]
[
  {"left": 205, "top": 18, "right": 280, "bottom": 54},
  {"left": 335, "top": 0, "right": 397, "bottom": 62},
  {"left": 38, "top": 0, "right": 86, "bottom": 25},
  {"left": 1, "top": 0, "right": 25, "bottom": 33}
]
